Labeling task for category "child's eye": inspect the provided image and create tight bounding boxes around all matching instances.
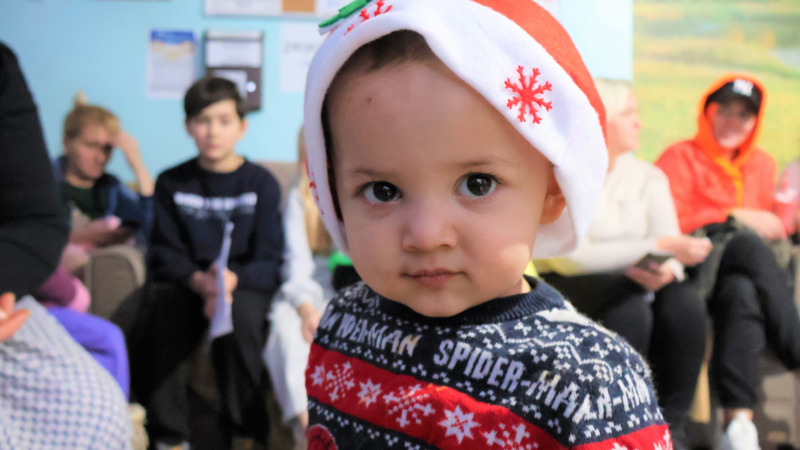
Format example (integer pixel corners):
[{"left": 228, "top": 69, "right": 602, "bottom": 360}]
[
  {"left": 458, "top": 174, "right": 497, "bottom": 198},
  {"left": 364, "top": 182, "right": 401, "bottom": 204}
]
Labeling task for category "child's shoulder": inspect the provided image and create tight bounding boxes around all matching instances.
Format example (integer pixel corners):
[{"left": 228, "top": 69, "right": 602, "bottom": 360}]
[
  {"left": 157, "top": 158, "right": 201, "bottom": 184},
  {"left": 309, "top": 284, "right": 668, "bottom": 449}
]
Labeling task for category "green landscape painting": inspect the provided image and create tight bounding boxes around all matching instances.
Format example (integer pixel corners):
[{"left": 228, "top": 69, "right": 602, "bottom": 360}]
[{"left": 634, "top": 0, "right": 800, "bottom": 168}]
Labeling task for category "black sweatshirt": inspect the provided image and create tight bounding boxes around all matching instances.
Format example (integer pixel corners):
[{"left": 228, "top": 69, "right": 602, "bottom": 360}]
[
  {"left": 0, "top": 43, "right": 69, "bottom": 298},
  {"left": 148, "top": 158, "right": 284, "bottom": 294}
]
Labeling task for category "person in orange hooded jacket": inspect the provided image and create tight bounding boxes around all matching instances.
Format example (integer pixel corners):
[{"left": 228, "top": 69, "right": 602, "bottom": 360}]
[{"left": 657, "top": 75, "right": 800, "bottom": 450}]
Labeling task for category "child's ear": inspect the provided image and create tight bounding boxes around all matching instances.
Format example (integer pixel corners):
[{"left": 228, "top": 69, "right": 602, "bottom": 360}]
[
  {"left": 540, "top": 170, "right": 566, "bottom": 225},
  {"left": 184, "top": 119, "right": 192, "bottom": 136},
  {"left": 240, "top": 117, "right": 249, "bottom": 136}
]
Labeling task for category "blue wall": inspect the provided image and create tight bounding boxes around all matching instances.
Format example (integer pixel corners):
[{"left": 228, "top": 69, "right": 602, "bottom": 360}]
[{"left": 0, "top": 0, "right": 631, "bottom": 181}]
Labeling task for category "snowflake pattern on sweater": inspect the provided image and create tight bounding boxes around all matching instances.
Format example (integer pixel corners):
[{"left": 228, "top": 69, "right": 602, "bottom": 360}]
[{"left": 306, "top": 279, "right": 671, "bottom": 450}]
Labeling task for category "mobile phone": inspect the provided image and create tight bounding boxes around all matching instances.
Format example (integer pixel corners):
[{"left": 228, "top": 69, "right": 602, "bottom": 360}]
[
  {"left": 119, "top": 219, "right": 142, "bottom": 231},
  {"left": 634, "top": 252, "right": 673, "bottom": 273}
]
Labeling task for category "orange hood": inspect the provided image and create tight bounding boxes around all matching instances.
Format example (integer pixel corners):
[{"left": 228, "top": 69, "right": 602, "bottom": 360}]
[{"left": 693, "top": 73, "right": 768, "bottom": 204}]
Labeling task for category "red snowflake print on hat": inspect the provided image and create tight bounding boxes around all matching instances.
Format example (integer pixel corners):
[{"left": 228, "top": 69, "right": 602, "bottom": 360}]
[
  {"left": 307, "top": 425, "right": 338, "bottom": 450},
  {"left": 308, "top": 170, "right": 323, "bottom": 215},
  {"left": 344, "top": 0, "right": 393, "bottom": 35},
  {"left": 505, "top": 66, "right": 553, "bottom": 124}
]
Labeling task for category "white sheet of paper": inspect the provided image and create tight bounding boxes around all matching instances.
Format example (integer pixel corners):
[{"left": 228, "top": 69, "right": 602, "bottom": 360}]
[
  {"left": 279, "top": 22, "right": 325, "bottom": 93},
  {"left": 206, "top": 40, "right": 263, "bottom": 68},
  {"left": 145, "top": 30, "right": 196, "bottom": 99},
  {"left": 205, "top": 0, "right": 281, "bottom": 16},
  {"left": 209, "top": 222, "right": 235, "bottom": 340}
]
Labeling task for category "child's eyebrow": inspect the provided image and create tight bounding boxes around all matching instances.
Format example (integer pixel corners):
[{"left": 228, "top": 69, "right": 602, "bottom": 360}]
[
  {"left": 346, "top": 167, "right": 395, "bottom": 178},
  {"left": 458, "top": 157, "right": 515, "bottom": 170}
]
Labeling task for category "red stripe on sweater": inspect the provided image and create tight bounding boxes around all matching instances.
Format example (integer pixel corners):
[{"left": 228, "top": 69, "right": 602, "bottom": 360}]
[{"left": 306, "top": 344, "right": 671, "bottom": 450}]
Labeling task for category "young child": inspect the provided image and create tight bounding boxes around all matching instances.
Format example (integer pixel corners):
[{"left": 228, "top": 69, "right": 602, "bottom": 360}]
[
  {"left": 131, "top": 77, "right": 283, "bottom": 450},
  {"left": 301, "top": 1, "right": 671, "bottom": 449}
]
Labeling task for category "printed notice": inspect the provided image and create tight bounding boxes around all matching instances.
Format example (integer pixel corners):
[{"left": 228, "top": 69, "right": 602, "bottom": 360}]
[
  {"left": 279, "top": 22, "right": 325, "bottom": 92},
  {"left": 145, "top": 30, "right": 196, "bottom": 99}
]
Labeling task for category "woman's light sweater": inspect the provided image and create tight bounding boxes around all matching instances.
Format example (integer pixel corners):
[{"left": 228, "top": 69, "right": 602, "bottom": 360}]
[{"left": 536, "top": 152, "right": 684, "bottom": 278}]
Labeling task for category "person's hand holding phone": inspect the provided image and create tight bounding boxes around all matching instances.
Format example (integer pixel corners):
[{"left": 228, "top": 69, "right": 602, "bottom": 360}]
[{"left": 626, "top": 263, "right": 675, "bottom": 292}]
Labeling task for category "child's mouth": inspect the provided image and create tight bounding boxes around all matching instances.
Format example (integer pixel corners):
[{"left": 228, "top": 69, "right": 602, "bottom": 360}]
[{"left": 405, "top": 269, "right": 458, "bottom": 289}]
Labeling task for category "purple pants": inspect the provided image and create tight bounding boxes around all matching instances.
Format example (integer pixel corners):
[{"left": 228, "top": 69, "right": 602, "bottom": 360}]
[{"left": 47, "top": 306, "right": 130, "bottom": 400}]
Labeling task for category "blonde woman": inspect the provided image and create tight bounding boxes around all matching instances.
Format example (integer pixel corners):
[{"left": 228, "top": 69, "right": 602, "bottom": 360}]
[
  {"left": 54, "top": 95, "right": 154, "bottom": 247},
  {"left": 264, "top": 129, "right": 334, "bottom": 444},
  {"left": 535, "top": 79, "right": 710, "bottom": 449}
]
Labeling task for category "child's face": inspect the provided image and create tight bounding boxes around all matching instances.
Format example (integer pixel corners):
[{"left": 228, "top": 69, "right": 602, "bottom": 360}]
[
  {"left": 186, "top": 99, "right": 247, "bottom": 164},
  {"left": 327, "top": 60, "right": 565, "bottom": 317}
]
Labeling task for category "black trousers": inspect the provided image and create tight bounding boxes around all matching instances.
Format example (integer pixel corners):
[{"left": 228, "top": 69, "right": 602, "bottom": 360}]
[
  {"left": 542, "top": 273, "right": 706, "bottom": 427},
  {"left": 703, "top": 232, "right": 800, "bottom": 408},
  {"left": 129, "top": 282, "right": 271, "bottom": 447}
]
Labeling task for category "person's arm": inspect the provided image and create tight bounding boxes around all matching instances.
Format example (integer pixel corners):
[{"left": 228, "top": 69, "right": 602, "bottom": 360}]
[
  {"left": 115, "top": 130, "right": 154, "bottom": 197},
  {"left": 773, "top": 162, "right": 800, "bottom": 236},
  {"left": 147, "top": 175, "right": 202, "bottom": 284},
  {"left": 111, "top": 179, "right": 155, "bottom": 241},
  {"left": 0, "top": 43, "right": 69, "bottom": 298},
  {"left": 645, "top": 169, "right": 682, "bottom": 239},
  {"left": 280, "top": 188, "right": 325, "bottom": 309},
  {"left": 543, "top": 238, "right": 657, "bottom": 275},
  {"left": 655, "top": 147, "right": 728, "bottom": 234},
  {"left": 228, "top": 173, "right": 284, "bottom": 293},
  {"left": 280, "top": 188, "right": 325, "bottom": 341}
]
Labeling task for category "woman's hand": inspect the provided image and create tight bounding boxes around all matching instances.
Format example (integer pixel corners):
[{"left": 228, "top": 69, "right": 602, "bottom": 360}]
[
  {"left": 0, "top": 293, "right": 29, "bottom": 342},
  {"left": 297, "top": 302, "right": 322, "bottom": 343},
  {"left": 625, "top": 263, "right": 675, "bottom": 292},
  {"left": 114, "top": 130, "right": 155, "bottom": 197},
  {"left": 656, "top": 235, "right": 713, "bottom": 267},
  {"left": 732, "top": 208, "right": 787, "bottom": 240}
]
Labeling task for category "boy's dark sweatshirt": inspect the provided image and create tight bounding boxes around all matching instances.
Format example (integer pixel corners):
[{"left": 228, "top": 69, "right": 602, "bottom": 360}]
[{"left": 148, "top": 158, "right": 283, "bottom": 294}]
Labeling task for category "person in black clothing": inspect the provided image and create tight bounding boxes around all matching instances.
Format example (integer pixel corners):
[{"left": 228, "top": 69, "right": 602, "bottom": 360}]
[
  {"left": 0, "top": 42, "right": 133, "bottom": 448},
  {"left": 0, "top": 43, "right": 69, "bottom": 298},
  {"left": 129, "top": 77, "right": 283, "bottom": 450}
]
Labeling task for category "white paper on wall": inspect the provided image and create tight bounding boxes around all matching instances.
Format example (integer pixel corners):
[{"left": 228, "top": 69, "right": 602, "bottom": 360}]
[
  {"left": 279, "top": 22, "right": 325, "bottom": 93},
  {"left": 205, "top": 0, "right": 282, "bottom": 16}
]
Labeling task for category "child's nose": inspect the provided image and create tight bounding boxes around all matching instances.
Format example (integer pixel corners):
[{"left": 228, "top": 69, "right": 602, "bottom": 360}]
[{"left": 401, "top": 201, "right": 457, "bottom": 253}]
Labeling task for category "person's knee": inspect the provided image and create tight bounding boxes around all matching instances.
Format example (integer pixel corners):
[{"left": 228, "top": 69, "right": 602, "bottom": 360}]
[
  {"left": 656, "top": 283, "right": 706, "bottom": 327},
  {"left": 713, "top": 274, "right": 760, "bottom": 316},
  {"left": 725, "top": 231, "right": 772, "bottom": 265}
]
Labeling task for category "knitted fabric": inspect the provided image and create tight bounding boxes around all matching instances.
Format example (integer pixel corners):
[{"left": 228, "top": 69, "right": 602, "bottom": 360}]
[{"left": 306, "top": 279, "right": 672, "bottom": 449}]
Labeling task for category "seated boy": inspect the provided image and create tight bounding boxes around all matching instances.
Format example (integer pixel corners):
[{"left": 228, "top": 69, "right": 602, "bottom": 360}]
[
  {"left": 301, "top": 1, "right": 671, "bottom": 449},
  {"left": 131, "top": 77, "right": 283, "bottom": 450}
]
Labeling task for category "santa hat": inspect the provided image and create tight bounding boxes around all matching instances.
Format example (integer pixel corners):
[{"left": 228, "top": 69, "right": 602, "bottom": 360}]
[{"left": 304, "top": 0, "right": 608, "bottom": 258}]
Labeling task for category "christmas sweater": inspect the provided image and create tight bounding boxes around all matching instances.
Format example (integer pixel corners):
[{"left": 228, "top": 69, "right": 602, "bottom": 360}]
[{"left": 306, "top": 278, "right": 672, "bottom": 450}]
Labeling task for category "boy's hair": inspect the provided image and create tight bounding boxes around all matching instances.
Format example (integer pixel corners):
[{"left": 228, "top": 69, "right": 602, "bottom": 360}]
[
  {"left": 705, "top": 80, "right": 762, "bottom": 116},
  {"left": 322, "top": 30, "right": 438, "bottom": 220},
  {"left": 184, "top": 77, "right": 246, "bottom": 121},
  {"left": 64, "top": 93, "right": 120, "bottom": 141}
]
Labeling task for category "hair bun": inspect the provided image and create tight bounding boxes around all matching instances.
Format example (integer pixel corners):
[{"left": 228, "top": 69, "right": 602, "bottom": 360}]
[{"left": 73, "top": 91, "right": 88, "bottom": 108}]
